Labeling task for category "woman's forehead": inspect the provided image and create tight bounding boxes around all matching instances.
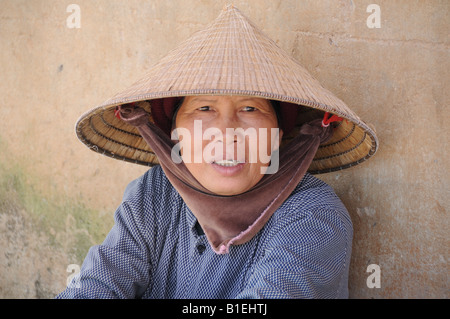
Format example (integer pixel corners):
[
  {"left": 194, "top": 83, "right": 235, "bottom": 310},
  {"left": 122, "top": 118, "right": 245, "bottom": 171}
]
[{"left": 184, "top": 96, "right": 270, "bottom": 104}]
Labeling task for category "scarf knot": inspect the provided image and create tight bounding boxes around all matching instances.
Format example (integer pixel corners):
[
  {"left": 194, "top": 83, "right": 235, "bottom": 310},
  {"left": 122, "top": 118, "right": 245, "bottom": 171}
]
[
  {"left": 117, "top": 104, "right": 149, "bottom": 128},
  {"left": 299, "top": 119, "right": 333, "bottom": 144}
]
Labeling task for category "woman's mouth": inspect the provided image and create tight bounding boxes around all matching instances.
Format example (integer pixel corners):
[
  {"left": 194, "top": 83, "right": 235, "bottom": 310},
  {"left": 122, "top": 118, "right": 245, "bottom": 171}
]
[
  {"left": 210, "top": 160, "right": 245, "bottom": 176},
  {"left": 213, "top": 159, "right": 244, "bottom": 167}
]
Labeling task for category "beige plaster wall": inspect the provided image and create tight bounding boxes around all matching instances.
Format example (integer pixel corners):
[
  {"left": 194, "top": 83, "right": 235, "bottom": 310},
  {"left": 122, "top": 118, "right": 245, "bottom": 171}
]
[{"left": 0, "top": 0, "right": 448, "bottom": 298}]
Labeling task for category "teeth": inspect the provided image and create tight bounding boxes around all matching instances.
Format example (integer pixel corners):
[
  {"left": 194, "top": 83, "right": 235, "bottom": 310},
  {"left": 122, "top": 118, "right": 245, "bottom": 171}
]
[{"left": 214, "top": 160, "right": 242, "bottom": 167}]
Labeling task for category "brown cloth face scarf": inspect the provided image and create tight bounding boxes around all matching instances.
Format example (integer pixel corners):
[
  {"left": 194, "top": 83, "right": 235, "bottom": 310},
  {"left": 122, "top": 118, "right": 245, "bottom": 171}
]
[{"left": 118, "top": 104, "right": 333, "bottom": 254}]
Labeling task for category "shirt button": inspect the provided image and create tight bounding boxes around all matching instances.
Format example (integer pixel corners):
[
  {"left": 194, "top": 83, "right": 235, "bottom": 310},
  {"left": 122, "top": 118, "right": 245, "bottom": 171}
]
[{"left": 197, "top": 244, "right": 206, "bottom": 255}]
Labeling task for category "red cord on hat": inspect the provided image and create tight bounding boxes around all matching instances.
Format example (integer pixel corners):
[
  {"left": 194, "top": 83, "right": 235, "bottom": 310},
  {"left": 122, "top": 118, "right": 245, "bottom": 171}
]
[
  {"left": 114, "top": 107, "right": 121, "bottom": 119},
  {"left": 322, "top": 112, "right": 343, "bottom": 127}
]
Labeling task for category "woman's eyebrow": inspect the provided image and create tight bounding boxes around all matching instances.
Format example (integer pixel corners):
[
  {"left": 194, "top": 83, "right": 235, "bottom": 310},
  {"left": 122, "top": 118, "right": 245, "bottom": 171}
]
[
  {"left": 189, "top": 97, "right": 217, "bottom": 104},
  {"left": 236, "top": 98, "right": 256, "bottom": 102}
]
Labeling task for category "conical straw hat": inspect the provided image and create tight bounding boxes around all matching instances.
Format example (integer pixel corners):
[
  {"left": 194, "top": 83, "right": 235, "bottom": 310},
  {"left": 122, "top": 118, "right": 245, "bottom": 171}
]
[{"left": 76, "top": 5, "right": 378, "bottom": 174}]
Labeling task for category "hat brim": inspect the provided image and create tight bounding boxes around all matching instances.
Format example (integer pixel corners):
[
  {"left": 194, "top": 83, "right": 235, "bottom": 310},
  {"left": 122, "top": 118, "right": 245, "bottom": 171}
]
[{"left": 76, "top": 91, "right": 377, "bottom": 174}]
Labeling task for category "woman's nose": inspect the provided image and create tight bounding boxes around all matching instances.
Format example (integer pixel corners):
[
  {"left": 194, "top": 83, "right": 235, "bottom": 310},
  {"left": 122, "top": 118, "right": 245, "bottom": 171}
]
[{"left": 212, "top": 116, "right": 243, "bottom": 144}]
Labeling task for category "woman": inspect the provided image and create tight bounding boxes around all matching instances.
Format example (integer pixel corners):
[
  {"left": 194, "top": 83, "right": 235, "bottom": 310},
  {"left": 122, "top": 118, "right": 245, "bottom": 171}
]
[{"left": 58, "top": 5, "right": 378, "bottom": 298}]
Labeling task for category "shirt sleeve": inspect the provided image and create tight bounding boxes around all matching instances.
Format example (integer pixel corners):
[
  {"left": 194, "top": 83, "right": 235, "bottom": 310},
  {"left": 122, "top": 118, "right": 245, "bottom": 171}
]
[
  {"left": 56, "top": 176, "right": 153, "bottom": 299},
  {"left": 236, "top": 207, "right": 352, "bottom": 299}
]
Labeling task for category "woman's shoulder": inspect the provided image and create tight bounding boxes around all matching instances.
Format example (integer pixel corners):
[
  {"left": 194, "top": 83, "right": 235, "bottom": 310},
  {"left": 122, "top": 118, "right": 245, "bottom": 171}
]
[
  {"left": 118, "top": 165, "right": 185, "bottom": 235},
  {"left": 283, "top": 173, "right": 343, "bottom": 207},
  {"left": 272, "top": 173, "right": 349, "bottom": 224},
  {"left": 262, "top": 173, "right": 352, "bottom": 250},
  {"left": 122, "top": 165, "right": 180, "bottom": 204}
]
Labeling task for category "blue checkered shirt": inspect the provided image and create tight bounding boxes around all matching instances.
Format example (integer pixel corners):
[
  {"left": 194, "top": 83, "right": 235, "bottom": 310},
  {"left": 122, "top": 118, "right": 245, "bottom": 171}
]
[{"left": 57, "top": 165, "right": 352, "bottom": 299}]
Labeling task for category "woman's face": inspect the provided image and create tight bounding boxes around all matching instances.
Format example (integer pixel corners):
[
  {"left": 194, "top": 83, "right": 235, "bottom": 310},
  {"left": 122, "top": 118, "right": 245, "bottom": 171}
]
[{"left": 174, "top": 95, "right": 283, "bottom": 196}]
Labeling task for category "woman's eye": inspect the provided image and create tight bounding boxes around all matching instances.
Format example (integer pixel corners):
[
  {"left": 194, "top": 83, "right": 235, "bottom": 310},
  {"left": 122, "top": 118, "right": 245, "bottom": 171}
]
[
  {"left": 197, "top": 106, "right": 211, "bottom": 111},
  {"left": 242, "top": 106, "right": 257, "bottom": 112}
]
